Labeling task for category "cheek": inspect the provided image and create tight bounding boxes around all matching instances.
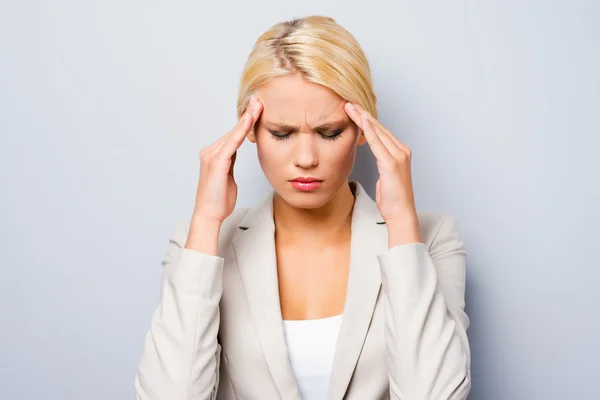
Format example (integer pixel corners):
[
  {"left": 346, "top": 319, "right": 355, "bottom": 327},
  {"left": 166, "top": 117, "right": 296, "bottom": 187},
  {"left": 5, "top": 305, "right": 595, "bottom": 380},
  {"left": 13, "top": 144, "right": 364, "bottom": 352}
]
[
  {"left": 322, "top": 135, "right": 358, "bottom": 165},
  {"left": 256, "top": 135, "right": 283, "bottom": 167},
  {"left": 315, "top": 142, "right": 356, "bottom": 185},
  {"left": 341, "top": 145, "right": 358, "bottom": 168}
]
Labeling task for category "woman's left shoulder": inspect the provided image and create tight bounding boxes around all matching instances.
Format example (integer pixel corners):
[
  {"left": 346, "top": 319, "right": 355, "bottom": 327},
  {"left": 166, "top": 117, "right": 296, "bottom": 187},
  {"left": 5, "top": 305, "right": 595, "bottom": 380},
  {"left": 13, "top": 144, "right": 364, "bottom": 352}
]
[{"left": 415, "top": 211, "right": 464, "bottom": 249}]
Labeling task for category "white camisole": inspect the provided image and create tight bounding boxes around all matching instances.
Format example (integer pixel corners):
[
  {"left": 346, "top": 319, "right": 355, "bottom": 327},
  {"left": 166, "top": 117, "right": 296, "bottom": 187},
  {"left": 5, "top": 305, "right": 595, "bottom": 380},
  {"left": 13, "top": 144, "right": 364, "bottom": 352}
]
[{"left": 282, "top": 314, "right": 343, "bottom": 400}]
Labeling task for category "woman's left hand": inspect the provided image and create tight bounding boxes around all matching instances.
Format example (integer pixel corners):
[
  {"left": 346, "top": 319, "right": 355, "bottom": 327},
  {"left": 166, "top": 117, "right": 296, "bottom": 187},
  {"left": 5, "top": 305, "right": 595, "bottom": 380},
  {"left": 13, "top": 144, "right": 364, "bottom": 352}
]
[{"left": 344, "top": 102, "right": 422, "bottom": 245}]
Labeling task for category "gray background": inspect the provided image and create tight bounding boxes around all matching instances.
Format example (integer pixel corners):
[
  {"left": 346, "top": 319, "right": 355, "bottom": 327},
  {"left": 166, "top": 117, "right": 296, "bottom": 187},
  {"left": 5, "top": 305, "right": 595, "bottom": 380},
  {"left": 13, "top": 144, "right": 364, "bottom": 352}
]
[{"left": 1, "top": 1, "right": 599, "bottom": 399}]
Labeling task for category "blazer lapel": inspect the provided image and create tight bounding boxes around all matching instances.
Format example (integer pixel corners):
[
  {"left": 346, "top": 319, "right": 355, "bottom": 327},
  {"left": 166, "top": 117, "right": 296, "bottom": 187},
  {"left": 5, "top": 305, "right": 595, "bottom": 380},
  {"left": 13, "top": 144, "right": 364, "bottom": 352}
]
[
  {"left": 231, "top": 181, "right": 386, "bottom": 400},
  {"left": 327, "top": 181, "right": 389, "bottom": 400},
  {"left": 232, "top": 191, "right": 302, "bottom": 400}
]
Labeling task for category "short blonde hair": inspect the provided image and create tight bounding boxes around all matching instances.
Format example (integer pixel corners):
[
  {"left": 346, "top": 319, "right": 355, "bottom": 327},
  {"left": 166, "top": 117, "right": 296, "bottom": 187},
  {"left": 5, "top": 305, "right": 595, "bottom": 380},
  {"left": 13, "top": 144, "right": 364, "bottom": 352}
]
[{"left": 237, "top": 16, "right": 377, "bottom": 119}]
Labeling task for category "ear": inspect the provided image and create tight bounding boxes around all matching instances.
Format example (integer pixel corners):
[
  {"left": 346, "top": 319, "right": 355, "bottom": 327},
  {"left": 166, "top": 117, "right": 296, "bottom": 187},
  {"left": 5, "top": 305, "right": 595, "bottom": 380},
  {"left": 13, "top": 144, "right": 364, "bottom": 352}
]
[
  {"left": 246, "top": 127, "right": 257, "bottom": 143},
  {"left": 357, "top": 129, "right": 367, "bottom": 146}
]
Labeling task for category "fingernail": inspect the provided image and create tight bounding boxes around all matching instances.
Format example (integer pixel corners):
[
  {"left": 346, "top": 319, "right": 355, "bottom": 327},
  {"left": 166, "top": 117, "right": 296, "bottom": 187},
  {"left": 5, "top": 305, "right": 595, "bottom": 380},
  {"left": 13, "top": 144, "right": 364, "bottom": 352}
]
[
  {"left": 347, "top": 102, "right": 356, "bottom": 112},
  {"left": 252, "top": 99, "right": 261, "bottom": 112}
]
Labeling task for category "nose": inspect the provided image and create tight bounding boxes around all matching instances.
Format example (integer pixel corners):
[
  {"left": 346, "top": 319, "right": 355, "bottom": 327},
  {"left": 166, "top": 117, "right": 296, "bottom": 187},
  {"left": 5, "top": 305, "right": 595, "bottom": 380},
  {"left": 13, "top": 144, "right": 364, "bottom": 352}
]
[{"left": 293, "top": 133, "right": 319, "bottom": 169}]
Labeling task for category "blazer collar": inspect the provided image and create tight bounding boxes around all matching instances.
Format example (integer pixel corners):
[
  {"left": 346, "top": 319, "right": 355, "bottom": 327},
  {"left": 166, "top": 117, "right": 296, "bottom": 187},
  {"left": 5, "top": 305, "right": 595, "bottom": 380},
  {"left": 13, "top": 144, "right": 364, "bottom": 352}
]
[
  {"left": 232, "top": 181, "right": 387, "bottom": 400},
  {"left": 237, "top": 180, "right": 386, "bottom": 230}
]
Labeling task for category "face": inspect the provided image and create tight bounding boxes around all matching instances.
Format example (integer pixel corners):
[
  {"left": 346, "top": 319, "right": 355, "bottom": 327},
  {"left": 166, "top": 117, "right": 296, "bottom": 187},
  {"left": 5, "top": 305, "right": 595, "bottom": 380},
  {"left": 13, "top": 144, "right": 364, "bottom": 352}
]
[{"left": 247, "top": 72, "right": 367, "bottom": 209}]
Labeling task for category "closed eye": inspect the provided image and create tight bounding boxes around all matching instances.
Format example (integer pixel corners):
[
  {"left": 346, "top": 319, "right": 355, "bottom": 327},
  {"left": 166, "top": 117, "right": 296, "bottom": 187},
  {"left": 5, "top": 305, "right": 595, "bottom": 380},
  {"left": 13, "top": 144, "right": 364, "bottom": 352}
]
[
  {"left": 320, "top": 128, "right": 344, "bottom": 141},
  {"left": 268, "top": 129, "right": 344, "bottom": 141},
  {"left": 268, "top": 130, "right": 292, "bottom": 141}
]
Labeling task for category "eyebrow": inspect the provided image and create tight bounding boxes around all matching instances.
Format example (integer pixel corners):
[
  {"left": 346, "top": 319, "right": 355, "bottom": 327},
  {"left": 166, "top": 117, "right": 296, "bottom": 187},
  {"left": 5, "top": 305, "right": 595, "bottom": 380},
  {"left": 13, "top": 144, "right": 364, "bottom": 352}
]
[{"left": 265, "top": 119, "right": 349, "bottom": 133}]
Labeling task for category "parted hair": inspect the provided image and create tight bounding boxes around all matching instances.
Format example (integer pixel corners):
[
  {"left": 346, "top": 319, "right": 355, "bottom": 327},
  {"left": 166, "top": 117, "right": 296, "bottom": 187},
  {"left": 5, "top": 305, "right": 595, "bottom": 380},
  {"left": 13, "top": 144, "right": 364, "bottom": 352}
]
[{"left": 237, "top": 15, "right": 377, "bottom": 119}]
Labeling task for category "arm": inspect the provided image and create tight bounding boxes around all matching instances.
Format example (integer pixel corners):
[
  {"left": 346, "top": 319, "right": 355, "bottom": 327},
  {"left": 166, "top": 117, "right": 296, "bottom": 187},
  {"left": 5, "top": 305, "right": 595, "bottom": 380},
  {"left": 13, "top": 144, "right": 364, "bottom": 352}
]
[
  {"left": 378, "top": 215, "right": 471, "bottom": 400},
  {"left": 135, "top": 220, "right": 224, "bottom": 400}
]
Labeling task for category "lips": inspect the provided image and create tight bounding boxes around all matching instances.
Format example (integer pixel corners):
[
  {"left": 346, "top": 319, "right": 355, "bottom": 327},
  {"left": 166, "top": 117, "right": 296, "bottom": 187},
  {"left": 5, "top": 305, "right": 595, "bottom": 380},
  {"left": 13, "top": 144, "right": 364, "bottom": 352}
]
[
  {"left": 290, "top": 177, "right": 323, "bottom": 183},
  {"left": 289, "top": 178, "right": 323, "bottom": 191}
]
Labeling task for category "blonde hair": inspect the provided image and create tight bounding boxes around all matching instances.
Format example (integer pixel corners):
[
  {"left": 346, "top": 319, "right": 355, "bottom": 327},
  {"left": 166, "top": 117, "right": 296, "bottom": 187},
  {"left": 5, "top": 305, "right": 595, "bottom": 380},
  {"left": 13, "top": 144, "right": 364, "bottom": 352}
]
[{"left": 236, "top": 16, "right": 377, "bottom": 119}]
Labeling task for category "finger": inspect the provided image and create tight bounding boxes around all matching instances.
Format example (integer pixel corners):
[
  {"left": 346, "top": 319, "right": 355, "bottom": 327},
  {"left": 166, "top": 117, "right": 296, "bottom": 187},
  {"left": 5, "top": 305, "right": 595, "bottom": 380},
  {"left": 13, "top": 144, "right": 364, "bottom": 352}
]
[
  {"left": 208, "top": 133, "right": 230, "bottom": 155},
  {"left": 225, "top": 109, "right": 254, "bottom": 140},
  {"left": 224, "top": 101, "right": 259, "bottom": 176},
  {"left": 374, "top": 123, "right": 405, "bottom": 159},
  {"left": 344, "top": 101, "right": 364, "bottom": 132},
  {"left": 219, "top": 112, "right": 253, "bottom": 155},
  {"left": 246, "top": 96, "right": 264, "bottom": 122},
  {"left": 206, "top": 110, "right": 250, "bottom": 155},
  {"left": 229, "top": 150, "right": 237, "bottom": 176},
  {"left": 360, "top": 112, "right": 394, "bottom": 164},
  {"left": 207, "top": 114, "right": 249, "bottom": 156},
  {"left": 246, "top": 97, "right": 264, "bottom": 130},
  {"left": 355, "top": 110, "right": 406, "bottom": 161},
  {"left": 345, "top": 103, "right": 393, "bottom": 162},
  {"left": 353, "top": 103, "right": 412, "bottom": 157},
  {"left": 221, "top": 98, "right": 264, "bottom": 154},
  {"left": 370, "top": 117, "right": 411, "bottom": 157}
]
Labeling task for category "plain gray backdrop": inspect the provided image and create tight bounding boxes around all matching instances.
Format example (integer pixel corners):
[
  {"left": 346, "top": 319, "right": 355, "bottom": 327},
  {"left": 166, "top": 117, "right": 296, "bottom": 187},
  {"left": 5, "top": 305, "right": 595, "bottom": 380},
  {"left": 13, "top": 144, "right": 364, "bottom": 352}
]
[{"left": 1, "top": 1, "right": 599, "bottom": 399}]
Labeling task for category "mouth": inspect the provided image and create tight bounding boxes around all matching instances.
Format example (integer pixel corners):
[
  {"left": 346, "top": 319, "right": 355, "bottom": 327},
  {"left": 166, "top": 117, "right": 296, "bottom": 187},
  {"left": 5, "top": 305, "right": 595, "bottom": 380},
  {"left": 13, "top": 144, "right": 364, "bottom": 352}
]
[{"left": 289, "top": 177, "right": 323, "bottom": 191}]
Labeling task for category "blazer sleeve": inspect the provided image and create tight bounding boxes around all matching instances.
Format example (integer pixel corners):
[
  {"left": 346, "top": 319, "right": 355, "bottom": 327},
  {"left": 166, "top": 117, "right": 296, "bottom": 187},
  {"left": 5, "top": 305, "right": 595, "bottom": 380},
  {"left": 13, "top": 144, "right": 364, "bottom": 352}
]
[
  {"left": 135, "top": 221, "right": 224, "bottom": 400},
  {"left": 377, "top": 214, "right": 471, "bottom": 400}
]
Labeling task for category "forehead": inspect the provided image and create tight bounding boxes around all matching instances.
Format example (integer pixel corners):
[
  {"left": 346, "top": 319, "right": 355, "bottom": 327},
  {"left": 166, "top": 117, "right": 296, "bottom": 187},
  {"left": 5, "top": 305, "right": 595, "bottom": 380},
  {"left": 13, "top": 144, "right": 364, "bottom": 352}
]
[{"left": 256, "top": 73, "right": 347, "bottom": 125}]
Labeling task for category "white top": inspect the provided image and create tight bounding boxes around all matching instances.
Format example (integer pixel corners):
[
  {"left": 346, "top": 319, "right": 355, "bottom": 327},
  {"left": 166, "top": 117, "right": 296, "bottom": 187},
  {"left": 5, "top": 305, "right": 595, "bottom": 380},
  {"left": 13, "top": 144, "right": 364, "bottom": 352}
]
[{"left": 282, "top": 314, "right": 343, "bottom": 400}]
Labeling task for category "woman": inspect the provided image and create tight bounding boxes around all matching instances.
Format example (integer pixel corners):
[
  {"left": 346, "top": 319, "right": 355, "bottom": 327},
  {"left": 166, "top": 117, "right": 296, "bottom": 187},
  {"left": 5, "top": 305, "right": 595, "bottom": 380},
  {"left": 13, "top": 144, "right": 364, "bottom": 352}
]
[{"left": 135, "top": 16, "right": 471, "bottom": 400}]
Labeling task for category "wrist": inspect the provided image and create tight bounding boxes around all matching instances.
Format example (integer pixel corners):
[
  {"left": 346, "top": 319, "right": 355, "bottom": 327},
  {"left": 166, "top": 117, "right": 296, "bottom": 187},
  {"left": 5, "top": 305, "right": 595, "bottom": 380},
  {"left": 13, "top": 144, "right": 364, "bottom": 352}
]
[
  {"left": 385, "top": 215, "right": 422, "bottom": 247},
  {"left": 190, "top": 214, "right": 223, "bottom": 231},
  {"left": 185, "top": 215, "right": 222, "bottom": 256}
]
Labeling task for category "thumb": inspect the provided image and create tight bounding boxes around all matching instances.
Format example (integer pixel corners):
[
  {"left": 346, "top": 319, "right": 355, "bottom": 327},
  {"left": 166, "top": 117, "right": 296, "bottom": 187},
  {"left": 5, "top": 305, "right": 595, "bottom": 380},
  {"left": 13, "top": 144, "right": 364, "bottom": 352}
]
[{"left": 228, "top": 151, "right": 237, "bottom": 177}]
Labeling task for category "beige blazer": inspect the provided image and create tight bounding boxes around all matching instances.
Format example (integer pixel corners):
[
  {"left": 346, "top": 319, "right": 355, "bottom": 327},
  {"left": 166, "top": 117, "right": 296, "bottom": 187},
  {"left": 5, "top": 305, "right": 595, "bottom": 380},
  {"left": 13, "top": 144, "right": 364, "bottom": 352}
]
[{"left": 135, "top": 181, "right": 471, "bottom": 400}]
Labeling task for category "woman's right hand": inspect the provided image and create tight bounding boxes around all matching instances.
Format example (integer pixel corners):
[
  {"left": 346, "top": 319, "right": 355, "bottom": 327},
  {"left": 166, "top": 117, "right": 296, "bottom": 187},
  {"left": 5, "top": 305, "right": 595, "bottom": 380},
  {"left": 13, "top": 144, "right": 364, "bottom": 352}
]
[{"left": 185, "top": 97, "right": 263, "bottom": 255}]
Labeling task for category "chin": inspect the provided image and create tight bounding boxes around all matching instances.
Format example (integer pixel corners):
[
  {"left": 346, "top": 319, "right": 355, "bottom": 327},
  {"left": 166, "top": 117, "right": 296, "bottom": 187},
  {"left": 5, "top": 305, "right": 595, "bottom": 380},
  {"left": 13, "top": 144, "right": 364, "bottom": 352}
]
[{"left": 276, "top": 184, "right": 333, "bottom": 210}]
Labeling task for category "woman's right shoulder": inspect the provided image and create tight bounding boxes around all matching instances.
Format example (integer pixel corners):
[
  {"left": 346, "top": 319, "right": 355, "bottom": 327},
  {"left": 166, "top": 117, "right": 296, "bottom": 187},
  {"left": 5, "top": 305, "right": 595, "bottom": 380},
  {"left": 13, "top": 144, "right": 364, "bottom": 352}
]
[{"left": 170, "top": 207, "right": 252, "bottom": 249}]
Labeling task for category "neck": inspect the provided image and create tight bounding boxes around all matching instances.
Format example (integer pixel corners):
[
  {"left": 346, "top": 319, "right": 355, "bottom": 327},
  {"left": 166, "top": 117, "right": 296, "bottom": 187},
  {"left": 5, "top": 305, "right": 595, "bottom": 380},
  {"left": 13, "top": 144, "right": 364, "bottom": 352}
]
[{"left": 273, "top": 181, "right": 356, "bottom": 245}]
